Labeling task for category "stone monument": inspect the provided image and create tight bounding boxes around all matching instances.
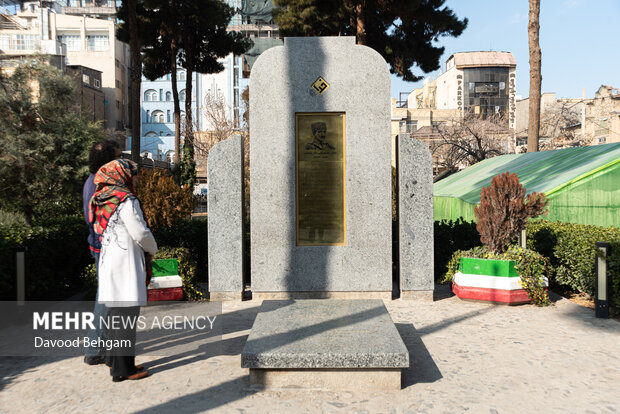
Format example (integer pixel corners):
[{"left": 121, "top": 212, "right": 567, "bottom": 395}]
[
  {"left": 398, "top": 135, "right": 434, "bottom": 299},
  {"left": 240, "top": 37, "right": 411, "bottom": 390},
  {"left": 207, "top": 134, "right": 244, "bottom": 300},
  {"left": 250, "top": 36, "right": 392, "bottom": 299}
]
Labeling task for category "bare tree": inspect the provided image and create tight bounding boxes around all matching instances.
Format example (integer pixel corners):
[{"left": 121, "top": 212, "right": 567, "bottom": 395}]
[
  {"left": 192, "top": 91, "right": 236, "bottom": 159},
  {"left": 539, "top": 101, "right": 584, "bottom": 149},
  {"left": 516, "top": 99, "right": 588, "bottom": 151},
  {"left": 527, "top": 0, "right": 542, "bottom": 153},
  {"left": 416, "top": 114, "right": 513, "bottom": 173}
]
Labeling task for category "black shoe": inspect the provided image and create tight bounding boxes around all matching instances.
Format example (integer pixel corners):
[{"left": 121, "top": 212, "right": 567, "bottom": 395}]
[
  {"left": 84, "top": 355, "right": 105, "bottom": 365},
  {"left": 112, "top": 370, "right": 149, "bottom": 382}
]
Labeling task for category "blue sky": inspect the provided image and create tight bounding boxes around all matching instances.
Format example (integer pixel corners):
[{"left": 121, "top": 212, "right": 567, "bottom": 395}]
[{"left": 391, "top": 0, "right": 620, "bottom": 100}]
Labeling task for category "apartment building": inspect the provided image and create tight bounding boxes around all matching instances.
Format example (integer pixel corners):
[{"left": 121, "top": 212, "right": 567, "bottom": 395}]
[{"left": 0, "top": 2, "right": 130, "bottom": 134}]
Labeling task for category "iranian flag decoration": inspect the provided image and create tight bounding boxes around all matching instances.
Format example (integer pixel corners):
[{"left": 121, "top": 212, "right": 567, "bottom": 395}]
[
  {"left": 452, "top": 257, "right": 548, "bottom": 305},
  {"left": 148, "top": 259, "right": 184, "bottom": 301}
]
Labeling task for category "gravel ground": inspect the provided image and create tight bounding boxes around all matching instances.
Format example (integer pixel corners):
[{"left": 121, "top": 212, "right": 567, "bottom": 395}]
[{"left": 1, "top": 288, "right": 619, "bottom": 414}]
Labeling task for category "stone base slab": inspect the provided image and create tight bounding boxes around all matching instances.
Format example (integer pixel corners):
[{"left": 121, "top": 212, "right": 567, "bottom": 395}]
[
  {"left": 241, "top": 300, "right": 409, "bottom": 370},
  {"left": 209, "top": 291, "right": 244, "bottom": 301},
  {"left": 249, "top": 368, "right": 402, "bottom": 390},
  {"left": 400, "top": 290, "right": 434, "bottom": 301},
  {"left": 252, "top": 291, "right": 392, "bottom": 300}
]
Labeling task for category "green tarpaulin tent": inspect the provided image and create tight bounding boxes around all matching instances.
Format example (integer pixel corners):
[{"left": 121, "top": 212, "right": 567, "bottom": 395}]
[{"left": 433, "top": 143, "right": 620, "bottom": 227}]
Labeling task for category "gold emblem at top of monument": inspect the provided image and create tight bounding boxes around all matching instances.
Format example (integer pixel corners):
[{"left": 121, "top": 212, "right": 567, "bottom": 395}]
[{"left": 311, "top": 76, "right": 330, "bottom": 95}]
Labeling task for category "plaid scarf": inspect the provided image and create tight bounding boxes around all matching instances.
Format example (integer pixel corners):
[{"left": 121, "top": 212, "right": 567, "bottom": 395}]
[{"left": 88, "top": 158, "right": 139, "bottom": 238}]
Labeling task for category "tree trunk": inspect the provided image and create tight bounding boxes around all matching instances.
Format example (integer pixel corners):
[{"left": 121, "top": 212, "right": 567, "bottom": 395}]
[
  {"left": 170, "top": 44, "right": 181, "bottom": 165},
  {"left": 527, "top": 0, "right": 542, "bottom": 153},
  {"left": 184, "top": 46, "right": 194, "bottom": 147},
  {"left": 127, "top": 0, "right": 141, "bottom": 164},
  {"left": 355, "top": 2, "right": 366, "bottom": 45}
]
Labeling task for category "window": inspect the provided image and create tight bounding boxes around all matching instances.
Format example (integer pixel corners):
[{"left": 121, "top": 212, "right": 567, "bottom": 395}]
[
  {"left": 146, "top": 110, "right": 150, "bottom": 123},
  {"left": 166, "top": 110, "right": 171, "bottom": 123},
  {"left": 116, "top": 80, "right": 120, "bottom": 88},
  {"left": 145, "top": 131, "right": 157, "bottom": 137},
  {"left": 178, "top": 71, "right": 186, "bottom": 81},
  {"left": 13, "top": 34, "right": 39, "bottom": 50},
  {"left": 57, "top": 35, "right": 81, "bottom": 51},
  {"left": 82, "top": 74, "right": 90, "bottom": 84},
  {"left": 166, "top": 91, "right": 171, "bottom": 101},
  {"left": 116, "top": 59, "right": 120, "bottom": 68},
  {"left": 116, "top": 100, "right": 120, "bottom": 109},
  {"left": 399, "top": 120, "right": 417, "bottom": 135},
  {"left": 143, "top": 89, "right": 158, "bottom": 101},
  {"left": 0, "top": 35, "right": 10, "bottom": 50},
  {"left": 159, "top": 89, "right": 163, "bottom": 101},
  {"left": 94, "top": 79, "right": 101, "bottom": 88},
  {"left": 152, "top": 110, "right": 165, "bottom": 123},
  {"left": 86, "top": 35, "right": 109, "bottom": 51},
  {"left": 179, "top": 89, "right": 186, "bottom": 101}
]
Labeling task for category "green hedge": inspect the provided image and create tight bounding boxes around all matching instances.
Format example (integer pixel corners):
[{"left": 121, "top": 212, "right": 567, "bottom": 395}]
[
  {"left": 0, "top": 216, "right": 208, "bottom": 301},
  {"left": 155, "top": 246, "right": 204, "bottom": 301},
  {"left": 527, "top": 220, "right": 620, "bottom": 307},
  {"left": 0, "top": 216, "right": 92, "bottom": 300},
  {"left": 434, "top": 218, "right": 481, "bottom": 282},
  {"left": 152, "top": 218, "right": 208, "bottom": 282}
]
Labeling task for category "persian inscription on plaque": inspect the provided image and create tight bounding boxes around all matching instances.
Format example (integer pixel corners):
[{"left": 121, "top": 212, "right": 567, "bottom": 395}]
[
  {"left": 296, "top": 113, "right": 346, "bottom": 246},
  {"left": 311, "top": 76, "right": 330, "bottom": 95}
]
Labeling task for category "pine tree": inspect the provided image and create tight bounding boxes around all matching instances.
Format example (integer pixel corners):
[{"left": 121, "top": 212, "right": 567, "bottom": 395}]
[
  {"left": 272, "top": 0, "right": 468, "bottom": 81},
  {"left": 118, "top": 0, "right": 250, "bottom": 186},
  {"left": 0, "top": 58, "right": 107, "bottom": 224}
]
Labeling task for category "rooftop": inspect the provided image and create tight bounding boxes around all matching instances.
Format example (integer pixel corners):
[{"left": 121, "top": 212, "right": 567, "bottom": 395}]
[{"left": 448, "top": 51, "right": 516, "bottom": 68}]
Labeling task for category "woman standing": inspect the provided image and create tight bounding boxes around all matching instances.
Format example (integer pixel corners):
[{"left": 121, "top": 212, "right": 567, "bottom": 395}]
[{"left": 89, "top": 158, "right": 157, "bottom": 382}]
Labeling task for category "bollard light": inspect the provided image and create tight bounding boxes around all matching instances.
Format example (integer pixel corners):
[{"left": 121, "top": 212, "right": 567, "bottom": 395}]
[
  {"left": 15, "top": 246, "right": 27, "bottom": 305},
  {"left": 595, "top": 242, "right": 610, "bottom": 318}
]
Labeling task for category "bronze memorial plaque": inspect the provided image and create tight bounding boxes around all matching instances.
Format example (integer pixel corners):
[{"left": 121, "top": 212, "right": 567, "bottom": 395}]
[{"left": 296, "top": 112, "right": 346, "bottom": 246}]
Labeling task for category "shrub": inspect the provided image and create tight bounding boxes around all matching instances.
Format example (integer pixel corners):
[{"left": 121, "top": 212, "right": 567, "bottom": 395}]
[
  {"left": 80, "top": 262, "right": 98, "bottom": 300},
  {"left": 155, "top": 246, "right": 204, "bottom": 301},
  {"left": 153, "top": 218, "right": 208, "bottom": 282},
  {"left": 443, "top": 245, "right": 550, "bottom": 306},
  {"left": 475, "top": 172, "right": 547, "bottom": 253},
  {"left": 0, "top": 216, "right": 92, "bottom": 300},
  {"left": 137, "top": 169, "right": 196, "bottom": 230},
  {"left": 0, "top": 209, "right": 27, "bottom": 226},
  {"left": 527, "top": 220, "right": 620, "bottom": 307},
  {"left": 434, "top": 218, "right": 481, "bottom": 282}
]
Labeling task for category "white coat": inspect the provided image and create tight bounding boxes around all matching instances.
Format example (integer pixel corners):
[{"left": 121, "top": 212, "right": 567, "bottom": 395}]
[{"left": 98, "top": 197, "right": 157, "bottom": 307}]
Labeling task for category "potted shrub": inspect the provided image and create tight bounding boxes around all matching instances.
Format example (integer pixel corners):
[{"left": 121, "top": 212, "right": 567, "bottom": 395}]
[{"left": 447, "top": 172, "right": 550, "bottom": 305}]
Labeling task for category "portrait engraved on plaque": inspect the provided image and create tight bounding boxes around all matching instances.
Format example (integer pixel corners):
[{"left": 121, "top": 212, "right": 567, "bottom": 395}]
[{"left": 296, "top": 113, "right": 346, "bottom": 246}]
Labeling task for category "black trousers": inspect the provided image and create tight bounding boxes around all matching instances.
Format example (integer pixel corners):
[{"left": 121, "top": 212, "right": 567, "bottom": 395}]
[{"left": 106, "top": 306, "right": 140, "bottom": 377}]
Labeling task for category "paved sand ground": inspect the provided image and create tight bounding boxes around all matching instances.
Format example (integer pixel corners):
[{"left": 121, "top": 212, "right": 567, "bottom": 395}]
[{"left": 1, "top": 288, "right": 619, "bottom": 413}]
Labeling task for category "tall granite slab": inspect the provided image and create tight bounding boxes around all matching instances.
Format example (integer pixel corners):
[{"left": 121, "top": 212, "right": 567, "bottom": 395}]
[
  {"left": 250, "top": 37, "right": 392, "bottom": 295},
  {"left": 398, "top": 136, "right": 434, "bottom": 299},
  {"left": 207, "top": 134, "right": 244, "bottom": 300}
]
